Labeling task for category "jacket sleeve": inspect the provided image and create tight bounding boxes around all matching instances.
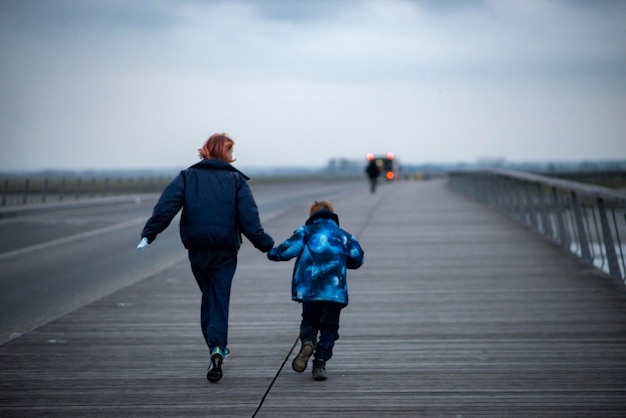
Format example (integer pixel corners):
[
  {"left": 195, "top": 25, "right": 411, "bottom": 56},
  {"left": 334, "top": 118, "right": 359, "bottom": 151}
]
[
  {"left": 235, "top": 176, "right": 274, "bottom": 252},
  {"left": 346, "top": 234, "right": 364, "bottom": 269},
  {"left": 140, "top": 172, "right": 185, "bottom": 244},
  {"left": 267, "top": 228, "right": 305, "bottom": 261}
]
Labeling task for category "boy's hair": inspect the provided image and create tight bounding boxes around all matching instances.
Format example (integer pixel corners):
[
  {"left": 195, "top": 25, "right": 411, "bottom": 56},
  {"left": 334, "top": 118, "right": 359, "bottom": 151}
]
[{"left": 310, "top": 200, "right": 334, "bottom": 216}]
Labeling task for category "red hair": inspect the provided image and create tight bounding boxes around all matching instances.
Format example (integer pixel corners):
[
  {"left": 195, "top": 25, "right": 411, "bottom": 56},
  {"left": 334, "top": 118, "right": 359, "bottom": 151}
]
[{"left": 198, "top": 133, "right": 235, "bottom": 162}]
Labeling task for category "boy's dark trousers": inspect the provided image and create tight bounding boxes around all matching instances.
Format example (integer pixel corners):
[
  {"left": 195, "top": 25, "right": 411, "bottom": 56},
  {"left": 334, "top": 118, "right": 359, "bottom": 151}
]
[{"left": 300, "top": 301, "right": 344, "bottom": 361}]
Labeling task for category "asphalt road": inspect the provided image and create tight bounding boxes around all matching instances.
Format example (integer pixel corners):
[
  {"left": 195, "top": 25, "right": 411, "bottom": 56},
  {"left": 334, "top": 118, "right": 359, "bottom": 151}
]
[{"left": 0, "top": 178, "right": 362, "bottom": 344}]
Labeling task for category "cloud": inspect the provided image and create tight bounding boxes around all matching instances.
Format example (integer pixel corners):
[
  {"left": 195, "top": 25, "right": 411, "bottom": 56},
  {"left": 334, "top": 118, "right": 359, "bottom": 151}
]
[{"left": 0, "top": 0, "right": 624, "bottom": 171}]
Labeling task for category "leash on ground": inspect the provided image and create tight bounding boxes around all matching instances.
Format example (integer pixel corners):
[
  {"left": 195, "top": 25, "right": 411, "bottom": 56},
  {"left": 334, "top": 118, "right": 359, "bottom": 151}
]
[{"left": 252, "top": 335, "right": 300, "bottom": 418}]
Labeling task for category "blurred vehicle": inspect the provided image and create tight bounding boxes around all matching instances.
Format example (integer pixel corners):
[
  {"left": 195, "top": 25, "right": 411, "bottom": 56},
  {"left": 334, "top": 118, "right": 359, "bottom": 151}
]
[{"left": 366, "top": 152, "right": 398, "bottom": 181}]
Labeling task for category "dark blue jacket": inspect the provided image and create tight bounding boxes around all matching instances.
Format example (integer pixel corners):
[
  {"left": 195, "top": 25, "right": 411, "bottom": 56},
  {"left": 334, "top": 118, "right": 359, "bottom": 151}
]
[
  {"left": 267, "top": 210, "right": 364, "bottom": 306},
  {"left": 141, "top": 159, "right": 274, "bottom": 253}
]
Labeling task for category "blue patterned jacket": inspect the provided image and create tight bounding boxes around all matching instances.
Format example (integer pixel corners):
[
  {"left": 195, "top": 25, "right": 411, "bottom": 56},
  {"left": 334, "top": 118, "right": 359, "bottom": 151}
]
[{"left": 267, "top": 210, "right": 364, "bottom": 306}]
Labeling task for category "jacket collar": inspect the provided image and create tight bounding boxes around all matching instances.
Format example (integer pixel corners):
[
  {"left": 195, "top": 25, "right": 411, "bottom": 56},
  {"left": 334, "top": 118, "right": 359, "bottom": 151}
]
[
  {"left": 189, "top": 159, "right": 250, "bottom": 180},
  {"left": 306, "top": 209, "right": 339, "bottom": 227}
]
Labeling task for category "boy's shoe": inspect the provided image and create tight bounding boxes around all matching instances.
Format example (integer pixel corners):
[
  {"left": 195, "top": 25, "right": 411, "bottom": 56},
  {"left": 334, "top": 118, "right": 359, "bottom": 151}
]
[
  {"left": 292, "top": 342, "right": 314, "bottom": 373},
  {"left": 312, "top": 359, "right": 327, "bottom": 381},
  {"left": 207, "top": 347, "right": 224, "bottom": 383}
]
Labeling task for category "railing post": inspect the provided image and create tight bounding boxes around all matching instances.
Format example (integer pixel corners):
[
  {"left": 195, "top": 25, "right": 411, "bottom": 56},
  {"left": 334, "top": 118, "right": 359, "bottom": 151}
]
[
  {"left": 60, "top": 178, "right": 66, "bottom": 202},
  {"left": 517, "top": 180, "right": 526, "bottom": 224},
  {"left": 511, "top": 179, "right": 523, "bottom": 221},
  {"left": 469, "top": 173, "right": 478, "bottom": 201},
  {"left": 571, "top": 191, "right": 592, "bottom": 262},
  {"left": 494, "top": 174, "right": 503, "bottom": 207},
  {"left": 2, "top": 178, "right": 7, "bottom": 207},
  {"left": 500, "top": 177, "right": 509, "bottom": 212},
  {"left": 75, "top": 178, "right": 82, "bottom": 201},
  {"left": 537, "top": 184, "right": 553, "bottom": 237},
  {"left": 42, "top": 178, "right": 49, "bottom": 204},
  {"left": 22, "top": 178, "right": 30, "bottom": 205},
  {"left": 479, "top": 173, "right": 488, "bottom": 202},
  {"left": 483, "top": 173, "right": 498, "bottom": 206},
  {"left": 597, "top": 198, "right": 621, "bottom": 279},
  {"left": 517, "top": 181, "right": 528, "bottom": 224},
  {"left": 525, "top": 182, "right": 538, "bottom": 230},
  {"left": 552, "top": 187, "right": 569, "bottom": 249},
  {"left": 494, "top": 176, "right": 504, "bottom": 206}
]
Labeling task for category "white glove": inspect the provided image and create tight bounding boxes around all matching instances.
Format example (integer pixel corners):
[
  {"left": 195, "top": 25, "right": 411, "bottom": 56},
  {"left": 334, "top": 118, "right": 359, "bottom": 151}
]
[{"left": 137, "top": 237, "right": 149, "bottom": 251}]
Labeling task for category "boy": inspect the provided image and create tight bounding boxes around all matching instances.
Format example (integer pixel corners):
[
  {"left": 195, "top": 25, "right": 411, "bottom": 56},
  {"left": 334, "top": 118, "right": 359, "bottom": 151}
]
[{"left": 267, "top": 200, "right": 364, "bottom": 380}]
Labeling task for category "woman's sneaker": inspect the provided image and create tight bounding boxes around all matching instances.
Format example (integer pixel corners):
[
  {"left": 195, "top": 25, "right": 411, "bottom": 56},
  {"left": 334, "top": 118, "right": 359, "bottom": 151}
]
[
  {"left": 292, "top": 342, "right": 314, "bottom": 372},
  {"left": 207, "top": 347, "right": 224, "bottom": 382},
  {"left": 312, "top": 359, "right": 327, "bottom": 381}
]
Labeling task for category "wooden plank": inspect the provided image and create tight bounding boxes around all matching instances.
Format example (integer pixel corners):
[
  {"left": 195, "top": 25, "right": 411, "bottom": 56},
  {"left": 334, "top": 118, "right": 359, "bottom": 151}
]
[{"left": 1, "top": 179, "right": 625, "bottom": 417}]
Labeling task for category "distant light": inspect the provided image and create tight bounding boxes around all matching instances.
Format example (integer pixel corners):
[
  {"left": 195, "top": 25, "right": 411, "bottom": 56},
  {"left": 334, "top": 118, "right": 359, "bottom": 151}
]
[
  {"left": 387, "top": 152, "right": 395, "bottom": 160},
  {"left": 366, "top": 153, "right": 375, "bottom": 161},
  {"left": 386, "top": 171, "right": 395, "bottom": 180}
]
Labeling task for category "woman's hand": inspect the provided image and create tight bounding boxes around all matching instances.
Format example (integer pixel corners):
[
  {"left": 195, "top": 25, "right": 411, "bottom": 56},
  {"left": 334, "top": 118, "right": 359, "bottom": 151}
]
[{"left": 137, "top": 237, "right": 149, "bottom": 251}]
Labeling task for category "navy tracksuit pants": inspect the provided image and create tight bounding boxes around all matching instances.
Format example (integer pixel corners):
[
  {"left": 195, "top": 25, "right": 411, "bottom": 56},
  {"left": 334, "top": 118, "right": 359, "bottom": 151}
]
[{"left": 188, "top": 248, "right": 237, "bottom": 352}]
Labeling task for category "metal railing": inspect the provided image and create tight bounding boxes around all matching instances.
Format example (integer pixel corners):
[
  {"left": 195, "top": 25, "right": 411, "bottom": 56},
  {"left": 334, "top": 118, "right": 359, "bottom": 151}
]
[
  {"left": 1, "top": 175, "right": 172, "bottom": 207},
  {"left": 448, "top": 169, "right": 626, "bottom": 283}
]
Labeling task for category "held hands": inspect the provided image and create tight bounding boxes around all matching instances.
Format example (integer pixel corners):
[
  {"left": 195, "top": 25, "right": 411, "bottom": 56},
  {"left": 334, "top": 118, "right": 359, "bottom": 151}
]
[
  {"left": 266, "top": 248, "right": 280, "bottom": 261},
  {"left": 137, "top": 237, "right": 149, "bottom": 251}
]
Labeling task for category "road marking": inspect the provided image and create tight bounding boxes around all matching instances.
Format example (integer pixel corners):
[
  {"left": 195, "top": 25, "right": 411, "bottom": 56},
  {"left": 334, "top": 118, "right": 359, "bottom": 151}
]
[
  {"left": 0, "top": 217, "right": 146, "bottom": 261},
  {"left": 0, "top": 206, "right": 285, "bottom": 262}
]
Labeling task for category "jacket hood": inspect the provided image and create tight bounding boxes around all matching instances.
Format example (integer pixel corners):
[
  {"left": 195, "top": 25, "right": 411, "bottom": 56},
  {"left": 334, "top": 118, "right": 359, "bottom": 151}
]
[
  {"left": 306, "top": 209, "right": 339, "bottom": 227},
  {"left": 189, "top": 159, "right": 250, "bottom": 180}
]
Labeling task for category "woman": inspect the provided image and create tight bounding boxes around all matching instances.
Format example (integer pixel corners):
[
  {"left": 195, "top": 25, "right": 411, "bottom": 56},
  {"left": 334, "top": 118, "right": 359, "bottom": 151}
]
[{"left": 137, "top": 133, "right": 274, "bottom": 382}]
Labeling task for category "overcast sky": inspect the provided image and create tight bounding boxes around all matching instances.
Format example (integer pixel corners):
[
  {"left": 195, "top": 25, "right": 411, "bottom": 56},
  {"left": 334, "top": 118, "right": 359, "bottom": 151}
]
[{"left": 1, "top": 0, "right": 624, "bottom": 171}]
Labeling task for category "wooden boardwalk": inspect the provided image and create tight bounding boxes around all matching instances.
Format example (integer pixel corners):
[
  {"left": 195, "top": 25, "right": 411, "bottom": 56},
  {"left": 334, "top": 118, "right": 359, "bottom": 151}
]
[{"left": 1, "top": 179, "right": 625, "bottom": 417}]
